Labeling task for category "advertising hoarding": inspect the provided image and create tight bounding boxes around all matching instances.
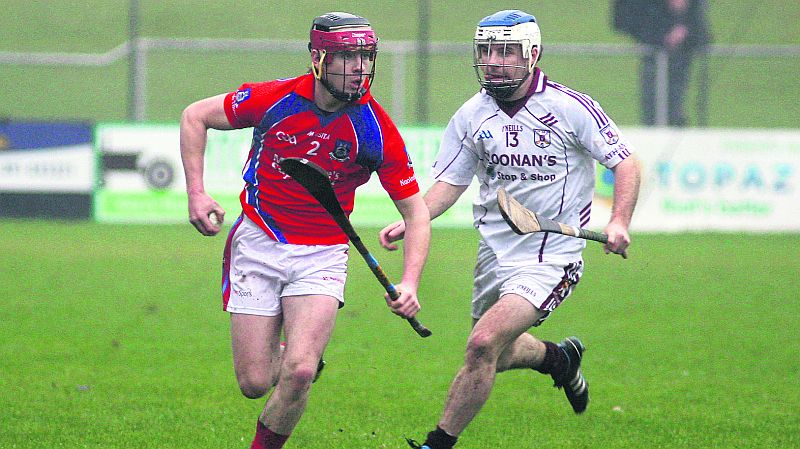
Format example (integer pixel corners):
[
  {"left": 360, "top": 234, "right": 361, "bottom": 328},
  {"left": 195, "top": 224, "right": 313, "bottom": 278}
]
[
  {"left": 93, "top": 124, "right": 800, "bottom": 232},
  {"left": 0, "top": 121, "right": 94, "bottom": 218}
]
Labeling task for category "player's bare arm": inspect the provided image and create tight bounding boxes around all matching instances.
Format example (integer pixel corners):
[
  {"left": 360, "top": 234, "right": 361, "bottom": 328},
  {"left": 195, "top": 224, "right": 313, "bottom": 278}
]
[
  {"left": 425, "top": 181, "right": 469, "bottom": 220},
  {"left": 604, "top": 155, "right": 642, "bottom": 257},
  {"left": 379, "top": 181, "right": 468, "bottom": 250},
  {"left": 383, "top": 193, "right": 431, "bottom": 318},
  {"left": 179, "top": 94, "right": 234, "bottom": 236}
]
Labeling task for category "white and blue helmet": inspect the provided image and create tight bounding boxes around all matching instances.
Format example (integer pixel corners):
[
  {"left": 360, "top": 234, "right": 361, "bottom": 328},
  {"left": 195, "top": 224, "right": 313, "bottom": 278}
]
[{"left": 473, "top": 10, "right": 541, "bottom": 99}]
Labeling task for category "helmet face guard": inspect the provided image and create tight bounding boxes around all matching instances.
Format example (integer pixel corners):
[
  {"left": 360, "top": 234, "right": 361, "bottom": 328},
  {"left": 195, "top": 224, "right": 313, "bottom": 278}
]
[
  {"left": 309, "top": 12, "right": 378, "bottom": 102},
  {"left": 473, "top": 10, "right": 541, "bottom": 100}
]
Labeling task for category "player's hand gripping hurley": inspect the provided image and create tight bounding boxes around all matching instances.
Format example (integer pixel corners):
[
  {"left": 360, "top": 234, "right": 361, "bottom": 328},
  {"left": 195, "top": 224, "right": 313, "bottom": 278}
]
[
  {"left": 279, "top": 157, "right": 432, "bottom": 338},
  {"left": 497, "top": 187, "right": 612, "bottom": 245}
]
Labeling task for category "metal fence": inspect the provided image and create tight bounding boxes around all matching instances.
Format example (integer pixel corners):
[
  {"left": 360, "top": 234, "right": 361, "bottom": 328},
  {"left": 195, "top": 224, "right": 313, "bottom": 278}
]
[{"left": 2, "top": 39, "right": 799, "bottom": 125}]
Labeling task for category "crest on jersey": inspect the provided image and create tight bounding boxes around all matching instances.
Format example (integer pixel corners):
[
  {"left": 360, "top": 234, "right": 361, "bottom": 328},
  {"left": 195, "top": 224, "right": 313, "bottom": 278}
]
[
  {"left": 534, "top": 129, "right": 551, "bottom": 148},
  {"left": 234, "top": 88, "right": 251, "bottom": 104},
  {"left": 330, "top": 139, "right": 352, "bottom": 162},
  {"left": 599, "top": 124, "right": 619, "bottom": 145}
]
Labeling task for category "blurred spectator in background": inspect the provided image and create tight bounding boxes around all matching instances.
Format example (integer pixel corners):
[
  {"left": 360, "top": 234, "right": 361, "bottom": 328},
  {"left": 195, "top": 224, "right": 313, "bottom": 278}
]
[{"left": 613, "top": 0, "right": 711, "bottom": 126}]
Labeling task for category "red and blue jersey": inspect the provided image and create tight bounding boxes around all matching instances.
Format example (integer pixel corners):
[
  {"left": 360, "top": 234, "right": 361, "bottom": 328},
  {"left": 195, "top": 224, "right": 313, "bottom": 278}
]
[{"left": 223, "top": 73, "right": 419, "bottom": 245}]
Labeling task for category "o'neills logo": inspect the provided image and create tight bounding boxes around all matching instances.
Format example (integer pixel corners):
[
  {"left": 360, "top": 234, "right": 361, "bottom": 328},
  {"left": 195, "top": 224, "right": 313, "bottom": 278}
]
[{"left": 399, "top": 176, "right": 416, "bottom": 186}]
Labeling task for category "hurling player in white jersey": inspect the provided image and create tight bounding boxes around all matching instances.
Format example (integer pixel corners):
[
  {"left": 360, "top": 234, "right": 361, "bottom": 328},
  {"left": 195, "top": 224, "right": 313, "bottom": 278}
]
[{"left": 381, "top": 9, "right": 641, "bottom": 449}]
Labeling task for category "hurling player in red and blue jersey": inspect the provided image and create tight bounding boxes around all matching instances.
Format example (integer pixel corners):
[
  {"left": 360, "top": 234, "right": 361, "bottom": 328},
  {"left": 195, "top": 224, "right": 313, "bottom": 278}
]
[{"left": 180, "top": 12, "right": 430, "bottom": 449}]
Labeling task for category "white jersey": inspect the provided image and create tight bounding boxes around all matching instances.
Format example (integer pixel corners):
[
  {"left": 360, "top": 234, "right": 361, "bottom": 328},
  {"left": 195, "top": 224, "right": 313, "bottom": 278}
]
[{"left": 433, "top": 68, "right": 635, "bottom": 265}]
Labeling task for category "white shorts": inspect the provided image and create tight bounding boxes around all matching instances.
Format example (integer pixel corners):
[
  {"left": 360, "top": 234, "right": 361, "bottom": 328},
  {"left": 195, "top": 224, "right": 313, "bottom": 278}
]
[
  {"left": 472, "top": 241, "right": 584, "bottom": 325},
  {"left": 221, "top": 215, "right": 349, "bottom": 317}
]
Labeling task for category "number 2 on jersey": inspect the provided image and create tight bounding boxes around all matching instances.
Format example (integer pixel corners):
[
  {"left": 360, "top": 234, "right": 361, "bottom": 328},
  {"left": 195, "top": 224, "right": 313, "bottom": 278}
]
[{"left": 306, "top": 140, "right": 320, "bottom": 156}]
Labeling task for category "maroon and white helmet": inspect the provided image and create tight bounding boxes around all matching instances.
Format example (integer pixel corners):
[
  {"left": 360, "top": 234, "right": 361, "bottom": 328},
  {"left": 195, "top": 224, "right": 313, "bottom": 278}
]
[{"left": 309, "top": 12, "right": 378, "bottom": 102}]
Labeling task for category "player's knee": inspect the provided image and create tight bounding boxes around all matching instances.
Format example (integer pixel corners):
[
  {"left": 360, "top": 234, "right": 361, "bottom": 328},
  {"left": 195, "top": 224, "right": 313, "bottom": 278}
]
[
  {"left": 465, "top": 330, "right": 499, "bottom": 366},
  {"left": 238, "top": 380, "right": 269, "bottom": 399},
  {"left": 281, "top": 362, "right": 317, "bottom": 393},
  {"left": 236, "top": 371, "right": 271, "bottom": 399}
]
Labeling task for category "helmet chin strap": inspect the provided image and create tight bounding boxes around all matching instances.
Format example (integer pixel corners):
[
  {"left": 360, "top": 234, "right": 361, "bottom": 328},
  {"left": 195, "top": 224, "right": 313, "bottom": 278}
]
[
  {"left": 490, "top": 70, "right": 531, "bottom": 100},
  {"left": 311, "top": 50, "right": 326, "bottom": 80},
  {"left": 321, "top": 78, "right": 366, "bottom": 102}
]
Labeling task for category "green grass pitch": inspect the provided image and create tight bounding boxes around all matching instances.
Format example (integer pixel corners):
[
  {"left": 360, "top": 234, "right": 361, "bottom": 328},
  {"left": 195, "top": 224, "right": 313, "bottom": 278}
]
[
  {"left": 1, "top": 220, "right": 798, "bottom": 448},
  {"left": 1, "top": 1, "right": 799, "bottom": 447}
]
